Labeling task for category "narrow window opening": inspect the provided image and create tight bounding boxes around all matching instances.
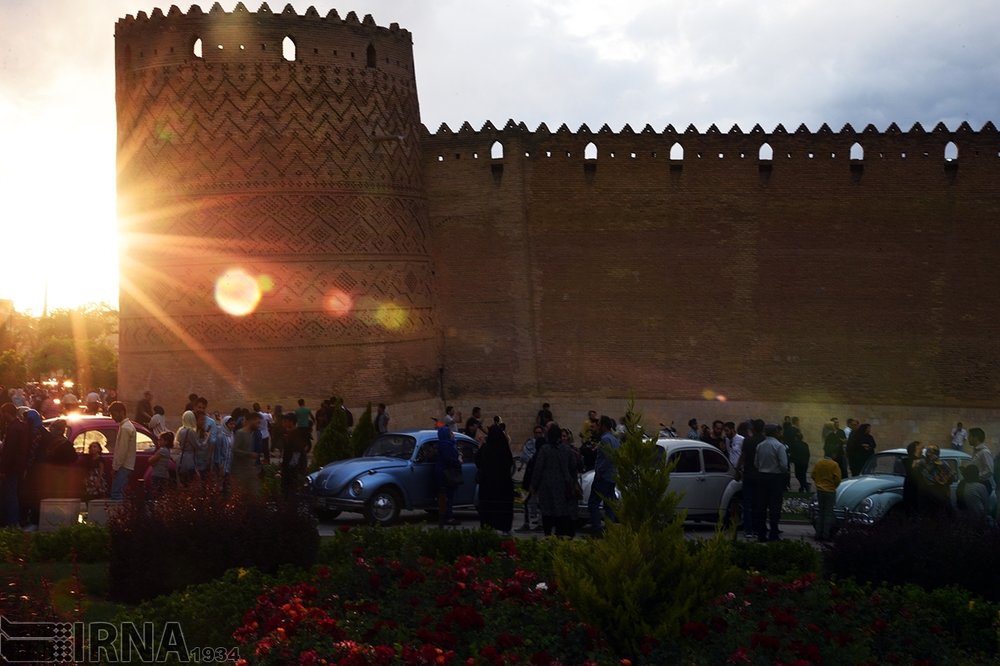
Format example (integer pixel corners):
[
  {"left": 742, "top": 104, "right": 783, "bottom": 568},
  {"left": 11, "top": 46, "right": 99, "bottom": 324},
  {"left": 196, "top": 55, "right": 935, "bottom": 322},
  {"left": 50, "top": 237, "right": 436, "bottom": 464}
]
[
  {"left": 850, "top": 142, "right": 864, "bottom": 160},
  {"left": 631, "top": 152, "right": 637, "bottom": 159},
  {"left": 609, "top": 152, "right": 615, "bottom": 158},
  {"left": 717, "top": 153, "right": 724, "bottom": 159},
  {"left": 437, "top": 155, "right": 443, "bottom": 162},
  {"left": 240, "top": 44, "right": 245, "bottom": 50},
  {"left": 454, "top": 154, "right": 460, "bottom": 160},
  {"left": 490, "top": 141, "right": 503, "bottom": 160},
  {"left": 584, "top": 142, "right": 597, "bottom": 160},
  {"left": 192, "top": 37, "right": 203, "bottom": 58},
  {"left": 524, "top": 152, "right": 530, "bottom": 158},
  {"left": 473, "top": 153, "right": 478, "bottom": 159},
  {"left": 759, "top": 143, "right": 773, "bottom": 160},
  {"left": 808, "top": 152, "right": 815, "bottom": 159},
  {"left": 669, "top": 142, "right": 684, "bottom": 160},
  {"left": 282, "top": 36, "right": 296, "bottom": 61},
  {"left": 217, "top": 44, "right": 224, "bottom": 50},
  {"left": 545, "top": 151, "right": 552, "bottom": 158},
  {"left": 831, "top": 152, "right": 836, "bottom": 159},
  {"left": 944, "top": 141, "right": 958, "bottom": 161},
  {"left": 366, "top": 43, "right": 377, "bottom": 68},
  {"left": 901, "top": 152, "right": 907, "bottom": 159},
  {"left": 566, "top": 151, "right": 572, "bottom": 158}
]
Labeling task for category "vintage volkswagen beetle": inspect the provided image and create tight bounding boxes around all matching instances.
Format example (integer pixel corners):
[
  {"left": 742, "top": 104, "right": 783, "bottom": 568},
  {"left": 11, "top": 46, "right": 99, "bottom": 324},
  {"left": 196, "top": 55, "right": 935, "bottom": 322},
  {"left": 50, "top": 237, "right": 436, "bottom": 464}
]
[
  {"left": 810, "top": 447, "right": 972, "bottom": 527},
  {"left": 304, "top": 429, "right": 480, "bottom": 525},
  {"left": 578, "top": 438, "right": 743, "bottom": 526}
]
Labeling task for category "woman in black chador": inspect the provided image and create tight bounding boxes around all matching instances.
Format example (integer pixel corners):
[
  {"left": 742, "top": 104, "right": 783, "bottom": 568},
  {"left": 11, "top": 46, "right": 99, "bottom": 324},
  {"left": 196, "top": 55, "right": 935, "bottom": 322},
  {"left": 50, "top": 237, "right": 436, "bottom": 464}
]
[{"left": 476, "top": 421, "right": 516, "bottom": 533}]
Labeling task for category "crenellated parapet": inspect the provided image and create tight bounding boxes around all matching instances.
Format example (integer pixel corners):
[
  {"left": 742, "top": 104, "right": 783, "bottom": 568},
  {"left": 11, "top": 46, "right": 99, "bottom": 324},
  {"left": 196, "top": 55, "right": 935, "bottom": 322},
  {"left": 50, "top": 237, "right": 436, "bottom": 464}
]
[
  {"left": 422, "top": 119, "right": 999, "bottom": 165},
  {"left": 115, "top": 3, "right": 413, "bottom": 72}
]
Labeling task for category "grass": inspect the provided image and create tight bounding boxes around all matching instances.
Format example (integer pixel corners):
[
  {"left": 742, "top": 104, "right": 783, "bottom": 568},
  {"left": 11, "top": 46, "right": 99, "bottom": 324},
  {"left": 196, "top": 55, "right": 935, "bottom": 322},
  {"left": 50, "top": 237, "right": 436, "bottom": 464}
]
[{"left": 0, "top": 561, "right": 118, "bottom": 622}]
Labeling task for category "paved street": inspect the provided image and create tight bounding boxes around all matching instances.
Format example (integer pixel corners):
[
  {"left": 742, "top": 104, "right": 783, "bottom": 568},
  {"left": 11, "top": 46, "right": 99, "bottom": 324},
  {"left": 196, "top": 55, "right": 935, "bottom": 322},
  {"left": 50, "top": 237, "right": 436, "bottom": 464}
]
[{"left": 316, "top": 509, "right": 820, "bottom": 546}]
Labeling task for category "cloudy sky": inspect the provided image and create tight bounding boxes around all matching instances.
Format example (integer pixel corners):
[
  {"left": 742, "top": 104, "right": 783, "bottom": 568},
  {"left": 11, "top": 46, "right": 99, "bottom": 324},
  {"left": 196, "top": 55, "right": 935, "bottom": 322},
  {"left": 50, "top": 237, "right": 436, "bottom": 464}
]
[{"left": 2, "top": 0, "right": 997, "bottom": 314}]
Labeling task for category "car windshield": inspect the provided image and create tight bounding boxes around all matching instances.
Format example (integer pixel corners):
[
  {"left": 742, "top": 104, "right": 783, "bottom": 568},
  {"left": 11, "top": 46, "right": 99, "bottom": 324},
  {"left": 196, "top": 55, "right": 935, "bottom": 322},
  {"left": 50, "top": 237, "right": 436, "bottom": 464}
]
[
  {"left": 863, "top": 453, "right": 907, "bottom": 476},
  {"left": 365, "top": 434, "right": 416, "bottom": 460}
]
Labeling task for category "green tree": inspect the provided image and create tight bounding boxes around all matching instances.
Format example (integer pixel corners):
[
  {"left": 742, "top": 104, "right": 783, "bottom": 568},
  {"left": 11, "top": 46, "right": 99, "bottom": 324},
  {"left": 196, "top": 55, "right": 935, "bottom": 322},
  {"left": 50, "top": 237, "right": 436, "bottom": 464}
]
[
  {"left": 554, "top": 402, "right": 739, "bottom": 660},
  {"left": 311, "top": 398, "right": 352, "bottom": 469},
  {"left": 351, "top": 403, "right": 377, "bottom": 457},
  {"left": 30, "top": 338, "right": 76, "bottom": 378},
  {"left": 0, "top": 349, "right": 27, "bottom": 388}
]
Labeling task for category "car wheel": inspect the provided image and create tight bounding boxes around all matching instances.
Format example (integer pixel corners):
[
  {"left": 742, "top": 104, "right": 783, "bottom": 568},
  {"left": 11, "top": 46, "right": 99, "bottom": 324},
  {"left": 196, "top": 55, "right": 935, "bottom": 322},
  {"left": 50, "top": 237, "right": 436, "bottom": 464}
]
[
  {"left": 364, "top": 488, "right": 402, "bottom": 525},
  {"left": 723, "top": 495, "right": 743, "bottom": 529}
]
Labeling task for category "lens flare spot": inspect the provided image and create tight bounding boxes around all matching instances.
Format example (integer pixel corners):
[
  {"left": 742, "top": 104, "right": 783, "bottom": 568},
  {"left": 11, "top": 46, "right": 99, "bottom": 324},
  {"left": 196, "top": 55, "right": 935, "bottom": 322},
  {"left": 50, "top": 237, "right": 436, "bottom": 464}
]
[
  {"left": 215, "top": 269, "right": 262, "bottom": 317},
  {"left": 257, "top": 274, "right": 275, "bottom": 293},
  {"left": 324, "top": 289, "right": 354, "bottom": 318},
  {"left": 701, "top": 389, "right": 717, "bottom": 401},
  {"left": 375, "top": 302, "right": 408, "bottom": 330},
  {"left": 716, "top": 394, "right": 728, "bottom": 402}
]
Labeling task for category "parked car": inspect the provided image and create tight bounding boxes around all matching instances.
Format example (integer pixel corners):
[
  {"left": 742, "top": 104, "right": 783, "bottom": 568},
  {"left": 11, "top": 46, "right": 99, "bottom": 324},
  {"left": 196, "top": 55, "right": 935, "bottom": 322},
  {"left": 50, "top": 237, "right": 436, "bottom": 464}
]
[
  {"left": 578, "top": 438, "right": 743, "bottom": 526},
  {"left": 31, "top": 415, "right": 158, "bottom": 500},
  {"left": 809, "top": 447, "right": 972, "bottom": 528},
  {"left": 304, "top": 430, "right": 480, "bottom": 525}
]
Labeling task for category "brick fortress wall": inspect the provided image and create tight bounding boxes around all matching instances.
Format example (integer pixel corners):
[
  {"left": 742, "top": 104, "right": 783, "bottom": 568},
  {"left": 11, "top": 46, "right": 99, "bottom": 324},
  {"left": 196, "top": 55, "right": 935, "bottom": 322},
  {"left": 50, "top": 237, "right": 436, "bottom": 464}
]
[
  {"left": 424, "top": 121, "right": 1000, "bottom": 410},
  {"left": 115, "top": 4, "right": 439, "bottom": 409},
  {"left": 115, "top": 5, "right": 1000, "bottom": 426}
]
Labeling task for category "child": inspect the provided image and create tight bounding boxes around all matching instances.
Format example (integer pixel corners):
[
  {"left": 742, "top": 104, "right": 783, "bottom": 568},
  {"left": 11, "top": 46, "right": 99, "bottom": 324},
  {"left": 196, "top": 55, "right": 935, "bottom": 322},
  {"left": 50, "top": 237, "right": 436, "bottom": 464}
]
[
  {"left": 147, "top": 432, "right": 174, "bottom": 499},
  {"left": 82, "top": 442, "right": 108, "bottom": 501},
  {"left": 811, "top": 439, "right": 843, "bottom": 541}
]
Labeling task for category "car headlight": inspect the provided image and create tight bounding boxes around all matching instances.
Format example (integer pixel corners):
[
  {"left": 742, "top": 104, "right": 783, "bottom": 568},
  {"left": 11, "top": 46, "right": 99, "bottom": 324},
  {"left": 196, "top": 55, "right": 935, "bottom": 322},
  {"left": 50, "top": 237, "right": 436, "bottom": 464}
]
[
  {"left": 350, "top": 479, "right": 364, "bottom": 497},
  {"left": 857, "top": 497, "right": 874, "bottom": 514}
]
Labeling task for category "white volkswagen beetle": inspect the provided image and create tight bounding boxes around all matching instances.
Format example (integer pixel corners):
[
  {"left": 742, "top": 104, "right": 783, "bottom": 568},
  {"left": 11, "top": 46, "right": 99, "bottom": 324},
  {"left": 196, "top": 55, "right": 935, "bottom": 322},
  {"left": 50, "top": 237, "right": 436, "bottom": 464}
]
[{"left": 578, "top": 438, "right": 743, "bottom": 526}]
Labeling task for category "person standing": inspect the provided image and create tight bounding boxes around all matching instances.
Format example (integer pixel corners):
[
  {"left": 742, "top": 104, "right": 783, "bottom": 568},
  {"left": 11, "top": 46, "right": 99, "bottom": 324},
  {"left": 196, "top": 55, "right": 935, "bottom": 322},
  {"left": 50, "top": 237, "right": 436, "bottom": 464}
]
[
  {"left": 753, "top": 423, "right": 788, "bottom": 542},
  {"left": 846, "top": 423, "right": 877, "bottom": 477},
  {"left": 147, "top": 432, "right": 174, "bottom": 499},
  {"left": 294, "top": 399, "right": 315, "bottom": 446},
  {"left": 737, "top": 419, "right": 765, "bottom": 538},
  {"left": 530, "top": 423, "right": 578, "bottom": 537},
  {"left": 176, "top": 410, "right": 199, "bottom": 486},
  {"left": 536, "top": 402, "right": 553, "bottom": 428},
  {"left": 148, "top": 405, "right": 168, "bottom": 438},
  {"left": 134, "top": 391, "right": 154, "bottom": 427},
  {"left": 231, "top": 413, "right": 259, "bottom": 496},
  {"left": 476, "top": 421, "right": 516, "bottom": 533},
  {"left": 914, "top": 445, "right": 955, "bottom": 516},
  {"left": 254, "top": 403, "right": 272, "bottom": 461},
  {"left": 109, "top": 401, "right": 137, "bottom": 500},
  {"left": 968, "top": 428, "right": 995, "bottom": 494},
  {"left": 588, "top": 415, "right": 620, "bottom": 536},
  {"left": 951, "top": 422, "right": 969, "bottom": 451},
  {"left": 375, "top": 403, "right": 391, "bottom": 434},
  {"left": 811, "top": 438, "right": 842, "bottom": 541},
  {"left": 280, "top": 412, "right": 310, "bottom": 500},
  {"left": 0, "top": 403, "right": 30, "bottom": 526},
  {"left": 724, "top": 421, "right": 744, "bottom": 469},
  {"left": 435, "top": 426, "right": 462, "bottom": 526}
]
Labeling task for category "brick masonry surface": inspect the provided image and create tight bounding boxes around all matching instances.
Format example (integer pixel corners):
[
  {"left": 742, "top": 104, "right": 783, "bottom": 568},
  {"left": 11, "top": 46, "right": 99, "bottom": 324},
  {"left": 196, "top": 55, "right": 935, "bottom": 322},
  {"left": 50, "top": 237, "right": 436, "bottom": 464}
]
[{"left": 116, "top": 6, "right": 1000, "bottom": 438}]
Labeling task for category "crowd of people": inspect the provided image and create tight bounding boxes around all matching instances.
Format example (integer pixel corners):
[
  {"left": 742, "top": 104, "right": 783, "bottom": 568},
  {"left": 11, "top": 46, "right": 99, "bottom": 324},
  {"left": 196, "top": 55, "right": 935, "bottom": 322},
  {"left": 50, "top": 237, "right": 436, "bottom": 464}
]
[
  {"left": 0, "top": 387, "right": 363, "bottom": 529},
  {"left": 2, "top": 385, "right": 998, "bottom": 539}
]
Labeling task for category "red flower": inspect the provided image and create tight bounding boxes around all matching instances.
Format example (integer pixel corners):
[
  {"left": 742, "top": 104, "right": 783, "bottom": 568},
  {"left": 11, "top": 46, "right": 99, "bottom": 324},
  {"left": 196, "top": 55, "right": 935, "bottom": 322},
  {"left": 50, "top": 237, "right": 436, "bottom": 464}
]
[{"left": 681, "top": 621, "right": 709, "bottom": 640}]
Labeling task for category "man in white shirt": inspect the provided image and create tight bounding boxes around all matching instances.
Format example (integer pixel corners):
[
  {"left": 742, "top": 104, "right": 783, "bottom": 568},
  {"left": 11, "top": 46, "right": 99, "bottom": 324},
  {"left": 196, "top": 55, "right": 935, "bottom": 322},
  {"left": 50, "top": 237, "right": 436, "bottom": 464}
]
[
  {"left": 724, "top": 421, "right": 744, "bottom": 468},
  {"left": 109, "top": 401, "right": 137, "bottom": 500},
  {"left": 753, "top": 423, "right": 789, "bottom": 542},
  {"left": 969, "top": 428, "right": 994, "bottom": 493},
  {"left": 951, "top": 422, "right": 969, "bottom": 450}
]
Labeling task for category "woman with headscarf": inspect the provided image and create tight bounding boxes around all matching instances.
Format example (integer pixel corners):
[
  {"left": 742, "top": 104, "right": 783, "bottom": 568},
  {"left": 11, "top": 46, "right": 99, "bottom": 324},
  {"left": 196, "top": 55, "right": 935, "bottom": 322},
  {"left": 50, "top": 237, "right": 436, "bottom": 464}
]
[
  {"left": 913, "top": 444, "right": 954, "bottom": 516},
  {"left": 529, "top": 422, "right": 579, "bottom": 537},
  {"left": 476, "top": 421, "right": 515, "bottom": 533},
  {"left": 176, "top": 410, "right": 199, "bottom": 486},
  {"left": 846, "top": 423, "right": 877, "bottom": 476},
  {"left": 435, "top": 425, "right": 462, "bottom": 526}
]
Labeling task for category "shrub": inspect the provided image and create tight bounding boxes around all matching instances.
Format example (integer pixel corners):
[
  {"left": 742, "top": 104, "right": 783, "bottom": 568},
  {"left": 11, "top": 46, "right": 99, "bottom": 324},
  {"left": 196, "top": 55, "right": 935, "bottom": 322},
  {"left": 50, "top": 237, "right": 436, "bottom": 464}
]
[
  {"left": 107, "top": 481, "right": 319, "bottom": 603},
  {"left": 114, "top": 567, "right": 281, "bottom": 654},
  {"left": 0, "top": 524, "right": 109, "bottom": 563},
  {"left": 824, "top": 513, "right": 1000, "bottom": 601},
  {"left": 350, "top": 402, "right": 377, "bottom": 457},
  {"left": 311, "top": 398, "right": 351, "bottom": 469},
  {"left": 554, "top": 403, "right": 739, "bottom": 659}
]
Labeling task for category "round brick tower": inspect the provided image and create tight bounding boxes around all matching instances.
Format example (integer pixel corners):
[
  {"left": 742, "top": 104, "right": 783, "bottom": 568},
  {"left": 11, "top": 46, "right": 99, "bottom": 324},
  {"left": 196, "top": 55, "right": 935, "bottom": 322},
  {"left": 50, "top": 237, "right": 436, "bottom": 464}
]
[{"left": 115, "top": 3, "right": 436, "bottom": 408}]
